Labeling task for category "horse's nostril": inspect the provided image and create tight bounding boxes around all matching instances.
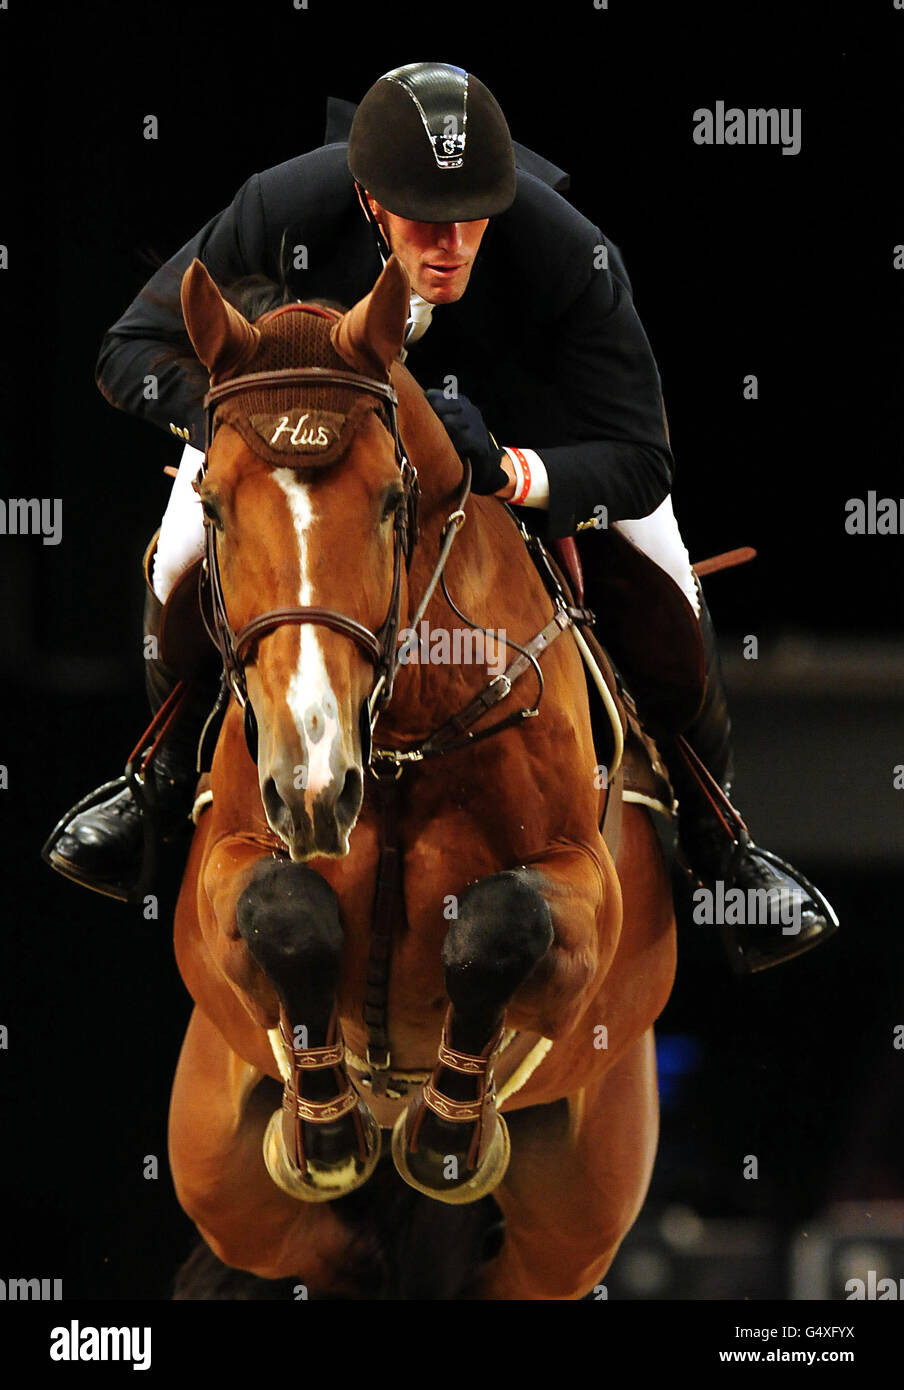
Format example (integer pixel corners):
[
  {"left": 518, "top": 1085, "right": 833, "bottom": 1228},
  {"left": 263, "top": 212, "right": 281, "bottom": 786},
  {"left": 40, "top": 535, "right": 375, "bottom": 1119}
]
[
  {"left": 262, "top": 777, "right": 287, "bottom": 828},
  {"left": 336, "top": 767, "right": 363, "bottom": 828}
]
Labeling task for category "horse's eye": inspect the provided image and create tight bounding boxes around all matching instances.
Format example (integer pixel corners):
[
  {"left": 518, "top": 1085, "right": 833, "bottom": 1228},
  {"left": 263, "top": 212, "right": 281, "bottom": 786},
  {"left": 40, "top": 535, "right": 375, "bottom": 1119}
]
[
  {"left": 381, "top": 487, "right": 404, "bottom": 522},
  {"left": 201, "top": 497, "right": 223, "bottom": 528}
]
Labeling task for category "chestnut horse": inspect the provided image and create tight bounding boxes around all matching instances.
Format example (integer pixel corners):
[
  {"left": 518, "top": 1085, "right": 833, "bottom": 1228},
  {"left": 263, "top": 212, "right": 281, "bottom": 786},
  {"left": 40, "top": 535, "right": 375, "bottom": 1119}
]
[{"left": 167, "top": 253, "right": 676, "bottom": 1300}]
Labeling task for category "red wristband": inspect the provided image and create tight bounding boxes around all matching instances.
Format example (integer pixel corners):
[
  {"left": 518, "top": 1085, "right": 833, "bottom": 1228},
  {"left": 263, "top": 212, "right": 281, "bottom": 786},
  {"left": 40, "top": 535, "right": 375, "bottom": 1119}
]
[{"left": 508, "top": 446, "right": 532, "bottom": 505}]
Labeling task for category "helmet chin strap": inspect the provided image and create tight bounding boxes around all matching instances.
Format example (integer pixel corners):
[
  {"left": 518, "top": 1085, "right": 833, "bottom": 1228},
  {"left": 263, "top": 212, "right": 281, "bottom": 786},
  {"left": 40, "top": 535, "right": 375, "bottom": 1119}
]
[
  {"left": 353, "top": 184, "right": 431, "bottom": 357},
  {"left": 355, "top": 182, "right": 391, "bottom": 267}
]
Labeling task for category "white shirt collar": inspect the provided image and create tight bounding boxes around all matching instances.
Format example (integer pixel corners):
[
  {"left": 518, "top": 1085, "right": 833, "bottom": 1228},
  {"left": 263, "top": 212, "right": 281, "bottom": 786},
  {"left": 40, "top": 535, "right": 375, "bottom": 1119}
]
[{"left": 405, "top": 290, "right": 434, "bottom": 345}]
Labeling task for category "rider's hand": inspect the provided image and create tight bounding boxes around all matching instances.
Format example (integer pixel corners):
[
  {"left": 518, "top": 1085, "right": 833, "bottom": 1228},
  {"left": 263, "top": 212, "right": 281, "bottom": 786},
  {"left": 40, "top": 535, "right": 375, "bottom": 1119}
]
[{"left": 426, "top": 390, "right": 510, "bottom": 496}]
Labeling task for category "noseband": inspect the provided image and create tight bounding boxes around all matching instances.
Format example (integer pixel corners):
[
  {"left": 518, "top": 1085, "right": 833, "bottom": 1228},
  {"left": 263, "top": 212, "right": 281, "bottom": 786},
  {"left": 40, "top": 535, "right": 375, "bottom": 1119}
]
[{"left": 200, "top": 355, "right": 421, "bottom": 761}]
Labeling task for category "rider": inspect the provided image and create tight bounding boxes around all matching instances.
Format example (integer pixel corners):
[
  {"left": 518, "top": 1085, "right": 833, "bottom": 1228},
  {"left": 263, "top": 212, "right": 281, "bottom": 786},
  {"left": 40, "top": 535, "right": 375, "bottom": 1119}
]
[{"left": 43, "top": 61, "right": 837, "bottom": 972}]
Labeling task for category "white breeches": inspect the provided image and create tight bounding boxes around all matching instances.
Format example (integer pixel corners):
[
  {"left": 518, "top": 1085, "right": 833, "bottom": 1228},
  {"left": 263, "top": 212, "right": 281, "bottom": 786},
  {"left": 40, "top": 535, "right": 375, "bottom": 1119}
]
[
  {"left": 613, "top": 496, "right": 700, "bottom": 616},
  {"left": 152, "top": 444, "right": 700, "bottom": 619},
  {"left": 152, "top": 445, "right": 207, "bottom": 603}
]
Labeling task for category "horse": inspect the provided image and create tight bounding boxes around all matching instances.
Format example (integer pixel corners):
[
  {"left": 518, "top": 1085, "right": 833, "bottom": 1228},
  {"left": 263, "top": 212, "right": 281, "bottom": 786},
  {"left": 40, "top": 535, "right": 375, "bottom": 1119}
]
[{"left": 165, "top": 252, "right": 677, "bottom": 1300}]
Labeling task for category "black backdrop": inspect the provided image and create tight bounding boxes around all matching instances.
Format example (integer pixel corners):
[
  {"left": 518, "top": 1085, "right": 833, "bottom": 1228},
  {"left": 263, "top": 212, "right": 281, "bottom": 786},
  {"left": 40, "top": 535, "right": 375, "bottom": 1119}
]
[{"left": 1, "top": 0, "right": 903, "bottom": 1342}]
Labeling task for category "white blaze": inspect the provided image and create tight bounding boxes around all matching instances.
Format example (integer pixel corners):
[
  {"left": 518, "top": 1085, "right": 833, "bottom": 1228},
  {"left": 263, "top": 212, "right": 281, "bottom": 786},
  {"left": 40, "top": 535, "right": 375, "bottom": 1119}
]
[{"left": 273, "top": 471, "right": 342, "bottom": 805}]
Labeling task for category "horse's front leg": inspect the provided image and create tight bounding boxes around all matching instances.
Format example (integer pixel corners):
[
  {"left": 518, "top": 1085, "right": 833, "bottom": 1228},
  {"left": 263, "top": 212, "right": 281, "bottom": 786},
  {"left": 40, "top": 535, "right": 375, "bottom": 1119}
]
[
  {"left": 233, "top": 856, "right": 381, "bottom": 1201},
  {"left": 393, "top": 855, "right": 604, "bottom": 1202}
]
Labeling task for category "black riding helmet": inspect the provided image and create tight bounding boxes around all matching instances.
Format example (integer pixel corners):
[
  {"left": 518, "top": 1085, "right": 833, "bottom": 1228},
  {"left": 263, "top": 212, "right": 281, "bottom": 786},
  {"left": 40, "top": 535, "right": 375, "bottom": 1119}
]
[{"left": 348, "top": 62, "right": 516, "bottom": 222}]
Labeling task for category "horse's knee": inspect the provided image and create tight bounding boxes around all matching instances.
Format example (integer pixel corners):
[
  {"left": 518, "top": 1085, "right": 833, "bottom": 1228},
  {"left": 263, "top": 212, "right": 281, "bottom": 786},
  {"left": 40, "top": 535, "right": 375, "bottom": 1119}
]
[
  {"left": 443, "top": 870, "right": 554, "bottom": 1012},
  {"left": 236, "top": 860, "right": 342, "bottom": 1015}
]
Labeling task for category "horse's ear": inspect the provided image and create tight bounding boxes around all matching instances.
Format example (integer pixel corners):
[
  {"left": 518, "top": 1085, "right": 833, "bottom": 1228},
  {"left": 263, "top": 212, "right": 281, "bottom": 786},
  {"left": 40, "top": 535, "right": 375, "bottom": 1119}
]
[
  {"left": 331, "top": 254, "right": 410, "bottom": 376},
  {"left": 180, "top": 258, "right": 261, "bottom": 381}
]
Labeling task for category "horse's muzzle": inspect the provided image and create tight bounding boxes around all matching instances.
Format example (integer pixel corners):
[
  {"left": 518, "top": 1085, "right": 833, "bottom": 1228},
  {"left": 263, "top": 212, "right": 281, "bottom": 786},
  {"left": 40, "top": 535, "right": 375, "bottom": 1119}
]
[{"left": 261, "top": 762, "right": 364, "bottom": 860}]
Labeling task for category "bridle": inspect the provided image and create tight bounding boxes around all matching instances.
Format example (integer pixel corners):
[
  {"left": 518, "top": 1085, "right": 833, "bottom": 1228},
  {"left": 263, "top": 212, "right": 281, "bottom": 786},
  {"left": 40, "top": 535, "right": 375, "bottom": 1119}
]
[
  {"left": 198, "top": 314, "right": 469, "bottom": 764},
  {"left": 196, "top": 305, "right": 591, "bottom": 782}
]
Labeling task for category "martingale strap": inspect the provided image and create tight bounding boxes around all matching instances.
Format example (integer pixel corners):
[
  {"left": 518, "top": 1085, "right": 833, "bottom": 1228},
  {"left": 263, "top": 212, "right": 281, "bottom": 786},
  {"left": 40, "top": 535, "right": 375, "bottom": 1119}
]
[{"left": 364, "top": 774, "right": 402, "bottom": 1082}]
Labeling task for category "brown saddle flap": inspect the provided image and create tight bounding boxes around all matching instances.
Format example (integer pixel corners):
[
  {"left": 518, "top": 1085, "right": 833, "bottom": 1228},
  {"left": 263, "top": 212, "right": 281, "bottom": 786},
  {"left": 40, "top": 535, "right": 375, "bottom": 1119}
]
[
  {"left": 143, "top": 527, "right": 216, "bottom": 682},
  {"left": 576, "top": 527, "right": 705, "bottom": 736},
  {"left": 158, "top": 556, "right": 216, "bottom": 680},
  {"left": 144, "top": 531, "right": 212, "bottom": 680}
]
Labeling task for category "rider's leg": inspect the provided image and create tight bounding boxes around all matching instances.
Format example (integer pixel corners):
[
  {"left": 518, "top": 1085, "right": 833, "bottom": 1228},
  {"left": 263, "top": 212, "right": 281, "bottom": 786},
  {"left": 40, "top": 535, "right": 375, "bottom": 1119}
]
[
  {"left": 613, "top": 497, "right": 838, "bottom": 972},
  {"left": 42, "top": 446, "right": 218, "bottom": 901}
]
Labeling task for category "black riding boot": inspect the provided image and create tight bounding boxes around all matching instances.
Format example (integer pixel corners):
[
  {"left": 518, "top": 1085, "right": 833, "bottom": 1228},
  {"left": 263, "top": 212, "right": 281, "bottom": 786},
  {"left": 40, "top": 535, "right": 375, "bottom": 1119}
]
[
  {"left": 42, "top": 585, "right": 221, "bottom": 902},
  {"left": 668, "top": 592, "right": 839, "bottom": 973}
]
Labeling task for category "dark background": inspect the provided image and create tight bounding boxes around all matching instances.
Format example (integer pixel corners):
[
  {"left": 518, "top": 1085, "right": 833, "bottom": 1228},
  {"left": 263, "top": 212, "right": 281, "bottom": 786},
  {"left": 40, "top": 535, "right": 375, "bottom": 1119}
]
[{"left": 1, "top": 0, "right": 902, "bottom": 1311}]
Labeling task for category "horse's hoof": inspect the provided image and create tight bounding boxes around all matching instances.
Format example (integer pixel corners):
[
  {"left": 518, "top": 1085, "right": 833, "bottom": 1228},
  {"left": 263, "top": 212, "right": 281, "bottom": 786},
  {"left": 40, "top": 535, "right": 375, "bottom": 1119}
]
[
  {"left": 262, "top": 1105, "right": 382, "bottom": 1203},
  {"left": 390, "top": 1105, "right": 510, "bottom": 1205}
]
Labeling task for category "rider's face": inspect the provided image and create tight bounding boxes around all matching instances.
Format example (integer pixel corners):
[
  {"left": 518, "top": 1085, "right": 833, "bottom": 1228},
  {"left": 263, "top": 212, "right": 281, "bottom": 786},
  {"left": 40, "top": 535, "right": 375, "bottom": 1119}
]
[{"left": 364, "top": 194, "right": 489, "bottom": 304}]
